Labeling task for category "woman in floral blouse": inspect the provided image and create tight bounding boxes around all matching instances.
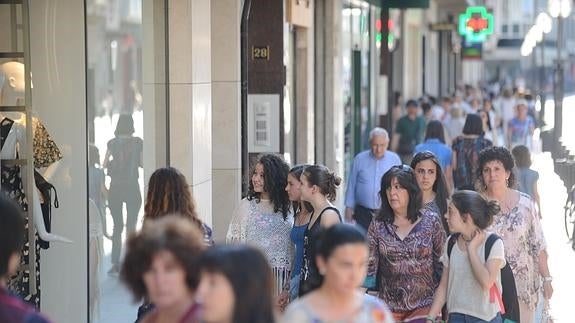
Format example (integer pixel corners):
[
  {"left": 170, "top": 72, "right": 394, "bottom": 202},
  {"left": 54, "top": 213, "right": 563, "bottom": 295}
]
[
  {"left": 477, "top": 146, "right": 552, "bottom": 323},
  {"left": 364, "top": 165, "right": 446, "bottom": 322}
]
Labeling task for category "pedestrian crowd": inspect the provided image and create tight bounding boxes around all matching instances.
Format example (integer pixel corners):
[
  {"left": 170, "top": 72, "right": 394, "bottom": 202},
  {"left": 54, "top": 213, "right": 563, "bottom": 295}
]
[{"left": 0, "top": 85, "right": 553, "bottom": 323}]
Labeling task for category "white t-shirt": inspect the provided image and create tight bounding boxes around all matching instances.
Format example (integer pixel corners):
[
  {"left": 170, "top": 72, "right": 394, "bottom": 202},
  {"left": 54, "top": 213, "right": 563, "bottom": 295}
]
[{"left": 441, "top": 233, "right": 506, "bottom": 321}]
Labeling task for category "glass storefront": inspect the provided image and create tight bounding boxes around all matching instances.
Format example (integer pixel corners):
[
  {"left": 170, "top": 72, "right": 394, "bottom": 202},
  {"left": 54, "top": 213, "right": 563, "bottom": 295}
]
[
  {"left": 86, "top": 0, "right": 168, "bottom": 322},
  {"left": 1, "top": 1, "right": 168, "bottom": 322},
  {"left": 342, "top": 0, "right": 376, "bottom": 175}
]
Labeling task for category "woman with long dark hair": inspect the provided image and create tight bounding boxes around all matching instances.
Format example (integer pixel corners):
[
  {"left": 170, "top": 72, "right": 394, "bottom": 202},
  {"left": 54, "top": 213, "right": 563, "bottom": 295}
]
[
  {"left": 298, "top": 165, "right": 342, "bottom": 296},
  {"left": 135, "top": 167, "right": 214, "bottom": 321},
  {"left": 282, "top": 224, "right": 393, "bottom": 323},
  {"left": 196, "top": 245, "right": 276, "bottom": 323},
  {"left": 414, "top": 120, "right": 453, "bottom": 192},
  {"left": 411, "top": 151, "right": 450, "bottom": 232},
  {"left": 451, "top": 114, "right": 493, "bottom": 190},
  {"left": 285, "top": 165, "right": 313, "bottom": 301},
  {"left": 364, "top": 165, "right": 446, "bottom": 322},
  {"left": 226, "top": 154, "right": 293, "bottom": 300}
]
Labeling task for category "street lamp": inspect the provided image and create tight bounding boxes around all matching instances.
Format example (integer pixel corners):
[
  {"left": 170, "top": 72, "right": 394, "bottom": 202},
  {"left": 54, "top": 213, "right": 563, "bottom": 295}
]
[{"left": 549, "top": 0, "right": 571, "bottom": 156}]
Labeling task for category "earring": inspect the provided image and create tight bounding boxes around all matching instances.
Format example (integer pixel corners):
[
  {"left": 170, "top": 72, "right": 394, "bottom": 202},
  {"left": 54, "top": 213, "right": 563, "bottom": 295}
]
[
  {"left": 319, "top": 268, "right": 326, "bottom": 275},
  {"left": 505, "top": 178, "right": 509, "bottom": 187}
]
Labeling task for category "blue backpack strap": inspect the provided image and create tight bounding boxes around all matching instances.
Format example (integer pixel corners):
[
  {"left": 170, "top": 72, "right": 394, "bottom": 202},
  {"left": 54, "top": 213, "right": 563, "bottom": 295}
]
[{"left": 447, "top": 233, "right": 459, "bottom": 258}]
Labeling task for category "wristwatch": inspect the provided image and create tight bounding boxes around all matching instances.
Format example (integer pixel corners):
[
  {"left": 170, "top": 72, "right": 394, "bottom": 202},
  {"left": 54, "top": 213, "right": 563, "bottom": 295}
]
[{"left": 542, "top": 276, "right": 553, "bottom": 283}]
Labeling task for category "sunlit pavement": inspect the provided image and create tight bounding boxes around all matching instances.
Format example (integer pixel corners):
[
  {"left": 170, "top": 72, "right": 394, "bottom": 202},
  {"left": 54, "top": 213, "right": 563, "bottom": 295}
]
[{"left": 533, "top": 151, "right": 575, "bottom": 323}]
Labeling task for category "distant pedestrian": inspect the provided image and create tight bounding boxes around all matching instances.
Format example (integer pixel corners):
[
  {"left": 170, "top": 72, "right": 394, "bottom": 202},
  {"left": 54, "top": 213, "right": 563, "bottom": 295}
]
[
  {"left": 428, "top": 190, "right": 505, "bottom": 323},
  {"left": 284, "top": 165, "right": 313, "bottom": 301},
  {"left": 0, "top": 194, "right": 52, "bottom": 323},
  {"left": 392, "top": 100, "right": 426, "bottom": 164},
  {"left": 103, "top": 114, "right": 143, "bottom": 274},
  {"left": 345, "top": 127, "right": 400, "bottom": 231},
  {"left": 282, "top": 224, "right": 394, "bottom": 323},
  {"left": 364, "top": 165, "right": 446, "bottom": 322},
  {"left": 452, "top": 114, "right": 492, "bottom": 190},
  {"left": 507, "top": 100, "right": 535, "bottom": 150},
  {"left": 512, "top": 145, "right": 541, "bottom": 218},
  {"left": 414, "top": 121, "right": 453, "bottom": 191},
  {"left": 196, "top": 245, "right": 276, "bottom": 323},
  {"left": 226, "top": 154, "right": 293, "bottom": 301},
  {"left": 121, "top": 216, "right": 206, "bottom": 323},
  {"left": 299, "top": 165, "right": 342, "bottom": 296}
]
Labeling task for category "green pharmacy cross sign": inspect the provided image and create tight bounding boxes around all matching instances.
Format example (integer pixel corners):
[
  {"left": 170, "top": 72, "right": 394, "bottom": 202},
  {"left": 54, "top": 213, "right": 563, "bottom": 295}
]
[{"left": 458, "top": 6, "right": 494, "bottom": 43}]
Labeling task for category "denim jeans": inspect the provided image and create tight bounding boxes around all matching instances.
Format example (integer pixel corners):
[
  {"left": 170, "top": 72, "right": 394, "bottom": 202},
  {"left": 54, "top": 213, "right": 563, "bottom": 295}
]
[
  {"left": 448, "top": 312, "right": 502, "bottom": 323},
  {"left": 289, "top": 274, "right": 301, "bottom": 301}
]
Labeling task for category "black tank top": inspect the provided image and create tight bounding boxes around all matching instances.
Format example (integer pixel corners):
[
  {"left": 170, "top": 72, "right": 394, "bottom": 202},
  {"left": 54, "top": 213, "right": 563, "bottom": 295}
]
[{"left": 299, "top": 206, "right": 341, "bottom": 296}]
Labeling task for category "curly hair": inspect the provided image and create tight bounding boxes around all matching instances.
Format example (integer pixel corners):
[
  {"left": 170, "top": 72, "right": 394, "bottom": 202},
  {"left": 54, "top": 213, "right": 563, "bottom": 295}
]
[
  {"left": 376, "top": 165, "right": 422, "bottom": 224},
  {"left": 476, "top": 146, "right": 516, "bottom": 189},
  {"left": 302, "top": 165, "right": 342, "bottom": 202},
  {"left": 144, "top": 167, "right": 203, "bottom": 229},
  {"left": 411, "top": 151, "right": 449, "bottom": 217},
  {"left": 247, "top": 154, "right": 291, "bottom": 220},
  {"left": 120, "top": 216, "right": 205, "bottom": 301}
]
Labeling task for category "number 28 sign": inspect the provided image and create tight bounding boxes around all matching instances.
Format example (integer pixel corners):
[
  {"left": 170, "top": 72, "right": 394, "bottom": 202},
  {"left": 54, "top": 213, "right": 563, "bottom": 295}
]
[
  {"left": 252, "top": 46, "right": 270, "bottom": 60},
  {"left": 458, "top": 6, "right": 494, "bottom": 43}
]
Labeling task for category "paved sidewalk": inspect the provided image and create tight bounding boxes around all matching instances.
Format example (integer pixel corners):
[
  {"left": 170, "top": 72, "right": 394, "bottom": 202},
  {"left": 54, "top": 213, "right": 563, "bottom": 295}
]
[{"left": 533, "top": 151, "right": 575, "bottom": 323}]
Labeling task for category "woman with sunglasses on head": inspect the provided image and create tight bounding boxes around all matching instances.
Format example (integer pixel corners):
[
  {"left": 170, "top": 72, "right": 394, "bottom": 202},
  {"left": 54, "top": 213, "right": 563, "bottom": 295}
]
[
  {"left": 364, "top": 165, "right": 446, "bottom": 322},
  {"left": 226, "top": 154, "right": 293, "bottom": 306},
  {"left": 285, "top": 165, "right": 314, "bottom": 302},
  {"left": 282, "top": 224, "right": 393, "bottom": 323},
  {"left": 298, "top": 165, "right": 342, "bottom": 296},
  {"left": 411, "top": 151, "right": 450, "bottom": 232}
]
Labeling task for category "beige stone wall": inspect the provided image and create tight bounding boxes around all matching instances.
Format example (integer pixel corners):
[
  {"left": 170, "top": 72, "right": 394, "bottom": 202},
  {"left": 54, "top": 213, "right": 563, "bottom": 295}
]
[{"left": 210, "top": 0, "right": 242, "bottom": 242}]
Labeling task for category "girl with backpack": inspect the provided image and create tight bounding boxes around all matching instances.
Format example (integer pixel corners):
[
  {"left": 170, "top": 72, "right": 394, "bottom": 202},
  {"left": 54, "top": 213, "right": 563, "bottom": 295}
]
[{"left": 427, "top": 190, "right": 506, "bottom": 323}]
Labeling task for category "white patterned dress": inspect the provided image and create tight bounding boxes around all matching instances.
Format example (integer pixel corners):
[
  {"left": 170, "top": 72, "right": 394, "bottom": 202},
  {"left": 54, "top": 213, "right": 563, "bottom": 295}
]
[
  {"left": 227, "top": 198, "right": 294, "bottom": 296},
  {"left": 487, "top": 191, "right": 546, "bottom": 310}
]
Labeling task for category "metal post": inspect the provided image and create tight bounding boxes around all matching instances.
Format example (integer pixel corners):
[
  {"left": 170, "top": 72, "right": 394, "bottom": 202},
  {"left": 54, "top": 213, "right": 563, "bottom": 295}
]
[{"left": 554, "top": 15, "right": 564, "bottom": 155}]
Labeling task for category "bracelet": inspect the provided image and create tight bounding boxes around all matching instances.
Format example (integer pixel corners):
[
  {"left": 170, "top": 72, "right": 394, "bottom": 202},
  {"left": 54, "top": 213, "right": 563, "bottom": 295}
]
[
  {"left": 542, "top": 276, "right": 552, "bottom": 283},
  {"left": 425, "top": 316, "right": 435, "bottom": 322}
]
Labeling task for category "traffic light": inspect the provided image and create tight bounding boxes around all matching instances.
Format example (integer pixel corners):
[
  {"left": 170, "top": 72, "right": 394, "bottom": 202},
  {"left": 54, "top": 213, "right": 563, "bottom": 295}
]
[{"left": 375, "top": 18, "right": 394, "bottom": 49}]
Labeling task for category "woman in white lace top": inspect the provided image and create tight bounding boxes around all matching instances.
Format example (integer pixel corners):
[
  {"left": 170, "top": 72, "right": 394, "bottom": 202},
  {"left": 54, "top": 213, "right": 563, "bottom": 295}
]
[{"left": 226, "top": 154, "right": 294, "bottom": 304}]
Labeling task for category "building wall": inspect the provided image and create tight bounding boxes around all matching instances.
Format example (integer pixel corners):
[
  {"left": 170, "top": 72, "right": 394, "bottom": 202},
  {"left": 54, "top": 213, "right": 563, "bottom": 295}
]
[
  {"left": 210, "top": 0, "right": 242, "bottom": 242},
  {"left": 167, "top": 0, "right": 213, "bottom": 227}
]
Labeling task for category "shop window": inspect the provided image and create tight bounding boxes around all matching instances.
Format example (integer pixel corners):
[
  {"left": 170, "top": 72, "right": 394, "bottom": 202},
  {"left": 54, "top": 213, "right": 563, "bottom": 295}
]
[{"left": 86, "top": 0, "right": 167, "bottom": 322}]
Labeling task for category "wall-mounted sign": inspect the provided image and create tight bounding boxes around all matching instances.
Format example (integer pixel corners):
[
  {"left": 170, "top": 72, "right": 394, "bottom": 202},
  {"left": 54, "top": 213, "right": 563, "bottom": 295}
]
[
  {"left": 461, "top": 41, "right": 483, "bottom": 60},
  {"left": 247, "top": 94, "right": 280, "bottom": 153},
  {"left": 430, "top": 22, "right": 456, "bottom": 31},
  {"left": 458, "top": 6, "right": 494, "bottom": 43},
  {"left": 383, "top": 0, "right": 429, "bottom": 9},
  {"left": 251, "top": 46, "right": 270, "bottom": 60}
]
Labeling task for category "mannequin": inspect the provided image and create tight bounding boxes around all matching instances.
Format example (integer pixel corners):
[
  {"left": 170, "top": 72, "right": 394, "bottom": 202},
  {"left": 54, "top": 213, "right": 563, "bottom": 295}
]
[{"left": 0, "top": 61, "right": 72, "bottom": 307}]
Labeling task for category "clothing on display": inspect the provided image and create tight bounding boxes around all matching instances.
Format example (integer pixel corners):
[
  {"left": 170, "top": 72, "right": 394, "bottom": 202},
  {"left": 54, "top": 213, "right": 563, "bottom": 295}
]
[{"left": 1, "top": 116, "right": 64, "bottom": 308}]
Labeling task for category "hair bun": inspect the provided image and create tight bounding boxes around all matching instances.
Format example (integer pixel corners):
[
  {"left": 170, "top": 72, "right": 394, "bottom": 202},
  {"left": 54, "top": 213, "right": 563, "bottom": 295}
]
[
  {"left": 331, "top": 172, "right": 342, "bottom": 187},
  {"left": 485, "top": 199, "right": 501, "bottom": 217}
]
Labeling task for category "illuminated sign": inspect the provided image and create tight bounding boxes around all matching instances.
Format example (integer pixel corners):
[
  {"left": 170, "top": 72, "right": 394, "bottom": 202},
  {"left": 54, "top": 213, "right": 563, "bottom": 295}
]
[{"left": 458, "top": 6, "right": 494, "bottom": 43}]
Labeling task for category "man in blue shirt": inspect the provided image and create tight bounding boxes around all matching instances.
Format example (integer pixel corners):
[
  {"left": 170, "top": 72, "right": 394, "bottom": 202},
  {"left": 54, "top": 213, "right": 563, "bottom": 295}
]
[{"left": 345, "top": 127, "right": 401, "bottom": 231}]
